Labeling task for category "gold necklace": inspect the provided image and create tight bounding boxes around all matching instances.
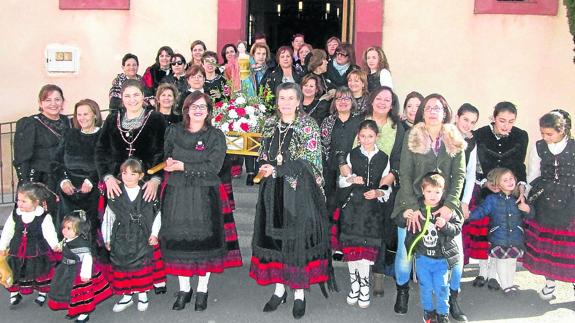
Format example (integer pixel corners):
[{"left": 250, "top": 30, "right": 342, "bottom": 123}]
[{"left": 271, "top": 122, "right": 292, "bottom": 166}]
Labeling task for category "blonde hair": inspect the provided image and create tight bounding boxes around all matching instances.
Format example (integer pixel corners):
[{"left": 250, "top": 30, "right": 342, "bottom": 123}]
[{"left": 487, "top": 167, "right": 519, "bottom": 197}]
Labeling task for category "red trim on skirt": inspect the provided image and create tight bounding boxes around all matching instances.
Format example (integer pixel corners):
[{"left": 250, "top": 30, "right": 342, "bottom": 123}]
[
  {"left": 111, "top": 263, "right": 155, "bottom": 294},
  {"left": 8, "top": 267, "right": 54, "bottom": 294},
  {"left": 330, "top": 208, "right": 341, "bottom": 250},
  {"left": 523, "top": 219, "right": 575, "bottom": 282},
  {"left": 151, "top": 244, "right": 167, "bottom": 285},
  {"left": 342, "top": 246, "right": 379, "bottom": 262},
  {"left": 48, "top": 269, "right": 112, "bottom": 316},
  {"left": 249, "top": 256, "right": 329, "bottom": 289}
]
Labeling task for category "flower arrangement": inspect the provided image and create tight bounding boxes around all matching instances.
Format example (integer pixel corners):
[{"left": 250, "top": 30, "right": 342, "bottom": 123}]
[{"left": 212, "top": 82, "right": 275, "bottom": 134}]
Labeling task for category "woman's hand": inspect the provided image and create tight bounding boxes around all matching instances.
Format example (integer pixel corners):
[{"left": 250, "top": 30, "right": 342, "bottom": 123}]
[
  {"left": 80, "top": 180, "right": 93, "bottom": 194},
  {"left": 164, "top": 157, "right": 184, "bottom": 172},
  {"left": 461, "top": 202, "right": 470, "bottom": 220},
  {"left": 105, "top": 177, "right": 122, "bottom": 199},
  {"left": 142, "top": 179, "right": 159, "bottom": 202},
  {"left": 517, "top": 197, "right": 530, "bottom": 213},
  {"left": 148, "top": 235, "right": 159, "bottom": 246},
  {"left": 0, "top": 250, "right": 7, "bottom": 257},
  {"left": 433, "top": 206, "right": 453, "bottom": 221},
  {"left": 259, "top": 164, "right": 274, "bottom": 178},
  {"left": 517, "top": 184, "right": 526, "bottom": 203},
  {"left": 347, "top": 175, "right": 364, "bottom": 185},
  {"left": 405, "top": 209, "right": 424, "bottom": 233},
  {"left": 339, "top": 164, "right": 352, "bottom": 177},
  {"left": 61, "top": 180, "right": 76, "bottom": 196},
  {"left": 105, "top": 243, "right": 111, "bottom": 251},
  {"left": 435, "top": 216, "right": 446, "bottom": 229},
  {"left": 363, "top": 189, "right": 380, "bottom": 200}
]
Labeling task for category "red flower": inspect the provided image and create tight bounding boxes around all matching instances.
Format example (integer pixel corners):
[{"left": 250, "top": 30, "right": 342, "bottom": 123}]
[
  {"left": 223, "top": 85, "right": 231, "bottom": 97},
  {"left": 228, "top": 123, "right": 234, "bottom": 131},
  {"left": 214, "top": 114, "right": 223, "bottom": 122},
  {"left": 236, "top": 108, "right": 246, "bottom": 117},
  {"left": 227, "top": 104, "right": 236, "bottom": 110},
  {"left": 215, "top": 101, "right": 224, "bottom": 108},
  {"left": 303, "top": 126, "right": 311, "bottom": 134},
  {"left": 307, "top": 138, "right": 317, "bottom": 151},
  {"left": 240, "top": 122, "right": 250, "bottom": 132}
]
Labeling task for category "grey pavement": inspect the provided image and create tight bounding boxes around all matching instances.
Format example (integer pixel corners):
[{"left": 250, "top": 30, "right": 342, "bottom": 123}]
[{"left": 1, "top": 176, "right": 574, "bottom": 322}]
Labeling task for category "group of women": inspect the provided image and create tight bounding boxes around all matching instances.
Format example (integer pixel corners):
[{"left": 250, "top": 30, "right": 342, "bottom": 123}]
[{"left": 11, "top": 34, "right": 574, "bottom": 321}]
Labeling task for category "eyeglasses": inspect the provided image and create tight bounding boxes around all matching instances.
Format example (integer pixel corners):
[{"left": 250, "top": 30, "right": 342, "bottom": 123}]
[
  {"left": 336, "top": 52, "right": 349, "bottom": 57},
  {"left": 171, "top": 61, "right": 184, "bottom": 66},
  {"left": 425, "top": 106, "right": 443, "bottom": 113},
  {"left": 190, "top": 104, "right": 208, "bottom": 111},
  {"left": 335, "top": 96, "right": 352, "bottom": 102},
  {"left": 189, "top": 74, "right": 205, "bottom": 80}
]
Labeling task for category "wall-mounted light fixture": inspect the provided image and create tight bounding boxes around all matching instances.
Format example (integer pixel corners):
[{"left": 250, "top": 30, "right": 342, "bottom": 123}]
[
  {"left": 298, "top": 1, "right": 303, "bottom": 12},
  {"left": 277, "top": 3, "right": 281, "bottom": 17}
]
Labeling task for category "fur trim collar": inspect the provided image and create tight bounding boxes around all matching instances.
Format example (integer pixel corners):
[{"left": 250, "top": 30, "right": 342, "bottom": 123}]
[{"left": 408, "top": 123, "right": 466, "bottom": 157}]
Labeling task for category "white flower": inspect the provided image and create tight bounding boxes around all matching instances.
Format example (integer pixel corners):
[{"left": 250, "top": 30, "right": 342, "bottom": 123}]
[
  {"left": 245, "top": 105, "right": 255, "bottom": 115},
  {"left": 228, "top": 109, "right": 238, "bottom": 119},
  {"left": 235, "top": 96, "right": 246, "bottom": 105},
  {"left": 220, "top": 123, "right": 229, "bottom": 132},
  {"left": 258, "top": 104, "right": 267, "bottom": 112}
]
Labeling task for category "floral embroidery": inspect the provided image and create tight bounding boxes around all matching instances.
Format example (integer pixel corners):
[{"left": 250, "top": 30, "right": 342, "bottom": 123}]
[{"left": 195, "top": 141, "right": 205, "bottom": 151}]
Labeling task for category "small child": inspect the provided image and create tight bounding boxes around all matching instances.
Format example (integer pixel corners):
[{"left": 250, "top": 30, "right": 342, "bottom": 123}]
[
  {"left": 0, "top": 183, "right": 60, "bottom": 307},
  {"left": 48, "top": 211, "right": 112, "bottom": 322},
  {"left": 402, "top": 173, "right": 462, "bottom": 323},
  {"left": 101, "top": 159, "right": 162, "bottom": 312},
  {"left": 469, "top": 167, "right": 533, "bottom": 296},
  {"left": 338, "top": 120, "right": 392, "bottom": 308}
]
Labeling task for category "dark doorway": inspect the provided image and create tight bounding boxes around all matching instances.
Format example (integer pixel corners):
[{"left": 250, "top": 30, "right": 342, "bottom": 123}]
[{"left": 248, "top": 0, "right": 344, "bottom": 53}]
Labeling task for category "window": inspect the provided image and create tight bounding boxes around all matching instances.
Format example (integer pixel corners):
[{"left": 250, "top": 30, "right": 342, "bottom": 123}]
[
  {"left": 474, "top": 0, "right": 558, "bottom": 15},
  {"left": 59, "top": 0, "right": 130, "bottom": 10}
]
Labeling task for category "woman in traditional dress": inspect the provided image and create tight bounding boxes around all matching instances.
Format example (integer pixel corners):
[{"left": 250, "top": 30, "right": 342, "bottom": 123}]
[
  {"left": 109, "top": 53, "right": 142, "bottom": 111},
  {"left": 142, "top": 46, "right": 174, "bottom": 105},
  {"left": 250, "top": 83, "right": 331, "bottom": 319}
]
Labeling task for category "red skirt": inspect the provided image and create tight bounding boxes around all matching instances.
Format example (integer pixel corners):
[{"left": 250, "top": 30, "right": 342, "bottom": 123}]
[
  {"left": 8, "top": 267, "right": 54, "bottom": 294},
  {"left": 249, "top": 257, "right": 329, "bottom": 289},
  {"left": 164, "top": 184, "right": 243, "bottom": 277},
  {"left": 462, "top": 185, "right": 488, "bottom": 262},
  {"left": 48, "top": 268, "right": 112, "bottom": 316},
  {"left": 111, "top": 262, "right": 155, "bottom": 294},
  {"left": 330, "top": 208, "right": 341, "bottom": 251},
  {"left": 523, "top": 219, "right": 575, "bottom": 282},
  {"left": 342, "top": 246, "right": 379, "bottom": 262}
]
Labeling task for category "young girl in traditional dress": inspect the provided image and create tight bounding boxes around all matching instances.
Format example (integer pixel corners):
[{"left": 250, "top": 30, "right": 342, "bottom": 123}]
[
  {"left": 338, "top": 120, "right": 392, "bottom": 308},
  {"left": 48, "top": 211, "right": 112, "bottom": 322},
  {"left": 102, "top": 159, "right": 162, "bottom": 312},
  {"left": 0, "top": 183, "right": 60, "bottom": 307},
  {"left": 523, "top": 109, "right": 575, "bottom": 300},
  {"left": 469, "top": 168, "right": 533, "bottom": 296}
]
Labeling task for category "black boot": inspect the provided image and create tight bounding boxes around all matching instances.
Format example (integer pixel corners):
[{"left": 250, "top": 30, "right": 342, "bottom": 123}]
[
  {"left": 292, "top": 298, "right": 306, "bottom": 319},
  {"left": 194, "top": 292, "right": 208, "bottom": 312},
  {"left": 172, "top": 290, "right": 193, "bottom": 310},
  {"left": 394, "top": 282, "right": 409, "bottom": 315},
  {"left": 246, "top": 173, "right": 255, "bottom": 186},
  {"left": 263, "top": 291, "right": 287, "bottom": 312},
  {"left": 449, "top": 289, "right": 468, "bottom": 321}
]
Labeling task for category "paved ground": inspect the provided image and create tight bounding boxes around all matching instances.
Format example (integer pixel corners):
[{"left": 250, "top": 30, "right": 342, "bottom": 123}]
[{"left": 1, "top": 176, "right": 574, "bottom": 322}]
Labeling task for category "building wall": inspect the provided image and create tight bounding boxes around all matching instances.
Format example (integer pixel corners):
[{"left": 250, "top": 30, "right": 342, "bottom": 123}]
[
  {"left": 382, "top": 0, "right": 575, "bottom": 141},
  {"left": 0, "top": 0, "right": 218, "bottom": 121}
]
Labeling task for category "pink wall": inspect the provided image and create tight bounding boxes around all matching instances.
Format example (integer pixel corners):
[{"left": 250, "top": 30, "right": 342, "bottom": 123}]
[
  {"left": 217, "top": 0, "right": 247, "bottom": 62},
  {"left": 354, "top": 0, "right": 384, "bottom": 59}
]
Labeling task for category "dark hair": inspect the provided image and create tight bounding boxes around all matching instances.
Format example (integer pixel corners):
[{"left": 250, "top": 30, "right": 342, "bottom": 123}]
[
  {"left": 421, "top": 172, "right": 445, "bottom": 189},
  {"left": 254, "top": 32, "right": 266, "bottom": 41},
  {"left": 539, "top": 109, "right": 572, "bottom": 139},
  {"left": 457, "top": 103, "right": 479, "bottom": 117},
  {"left": 493, "top": 101, "right": 517, "bottom": 118},
  {"left": 220, "top": 44, "right": 237, "bottom": 64},
  {"left": 307, "top": 49, "right": 328, "bottom": 73},
  {"left": 62, "top": 210, "right": 91, "bottom": 240},
  {"left": 182, "top": 91, "right": 214, "bottom": 129},
  {"left": 17, "top": 183, "right": 45, "bottom": 204},
  {"left": 301, "top": 73, "right": 324, "bottom": 97},
  {"left": 171, "top": 53, "right": 187, "bottom": 66},
  {"left": 154, "top": 46, "right": 174, "bottom": 65},
  {"left": 329, "top": 86, "right": 357, "bottom": 115},
  {"left": 185, "top": 65, "right": 206, "bottom": 81},
  {"left": 155, "top": 83, "right": 178, "bottom": 111},
  {"left": 358, "top": 119, "right": 379, "bottom": 136},
  {"left": 250, "top": 42, "right": 270, "bottom": 58},
  {"left": 275, "top": 82, "right": 303, "bottom": 104},
  {"left": 292, "top": 33, "right": 305, "bottom": 42},
  {"left": 38, "top": 84, "right": 64, "bottom": 102},
  {"left": 275, "top": 46, "right": 294, "bottom": 65},
  {"left": 120, "top": 158, "right": 144, "bottom": 175},
  {"left": 403, "top": 91, "right": 424, "bottom": 112},
  {"left": 73, "top": 99, "right": 103, "bottom": 129},
  {"left": 202, "top": 51, "right": 219, "bottom": 64},
  {"left": 122, "top": 53, "right": 139, "bottom": 66},
  {"left": 335, "top": 43, "right": 356, "bottom": 65},
  {"left": 414, "top": 93, "right": 452, "bottom": 124},
  {"left": 120, "top": 79, "right": 145, "bottom": 96},
  {"left": 366, "top": 86, "right": 401, "bottom": 128},
  {"left": 325, "top": 36, "right": 342, "bottom": 55}
]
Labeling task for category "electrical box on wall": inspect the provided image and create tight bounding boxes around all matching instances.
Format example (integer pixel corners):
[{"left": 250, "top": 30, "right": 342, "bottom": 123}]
[{"left": 45, "top": 44, "right": 79, "bottom": 73}]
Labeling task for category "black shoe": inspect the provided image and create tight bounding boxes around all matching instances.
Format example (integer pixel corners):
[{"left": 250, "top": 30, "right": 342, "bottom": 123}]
[
  {"left": 332, "top": 251, "right": 343, "bottom": 262},
  {"left": 394, "top": 283, "right": 409, "bottom": 315},
  {"left": 154, "top": 286, "right": 167, "bottom": 294},
  {"left": 35, "top": 294, "right": 47, "bottom": 306},
  {"left": 423, "top": 310, "right": 438, "bottom": 323},
  {"left": 292, "top": 299, "right": 306, "bottom": 319},
  {"left": 172, "top": 291, "right": 193, "bottom": 310},
  {"left": 75, "top": 315, "right": 89, "bottom": 323},
  {"left": 194, "top": 292, "right": 208, "bottom": 312},
  {"left": 10, "top": 293, "right": 22, "bottom": 307},
  {"left": 372, "top": 273, "right": 385, "bottom": 297},
  {"left": 487, "top": 278, "right": 500, "bottom": 291},
  {"left": 472, "top": 276, "right": 486, "bottom": 288},
  {"left": 437, "top": 313, "right": 450, "bottom": 323},
  {"left": 263, "top": 291, "right": 287, "bottom": 312},
  {"left": 449, "top": 290, "right": 468, "bottom": 322},
  {"left": 65, "top": 314, "right": 78, "bottom": 320},
  {"left": 246, "top": 173, "right": 255, "bottom": 186}
]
